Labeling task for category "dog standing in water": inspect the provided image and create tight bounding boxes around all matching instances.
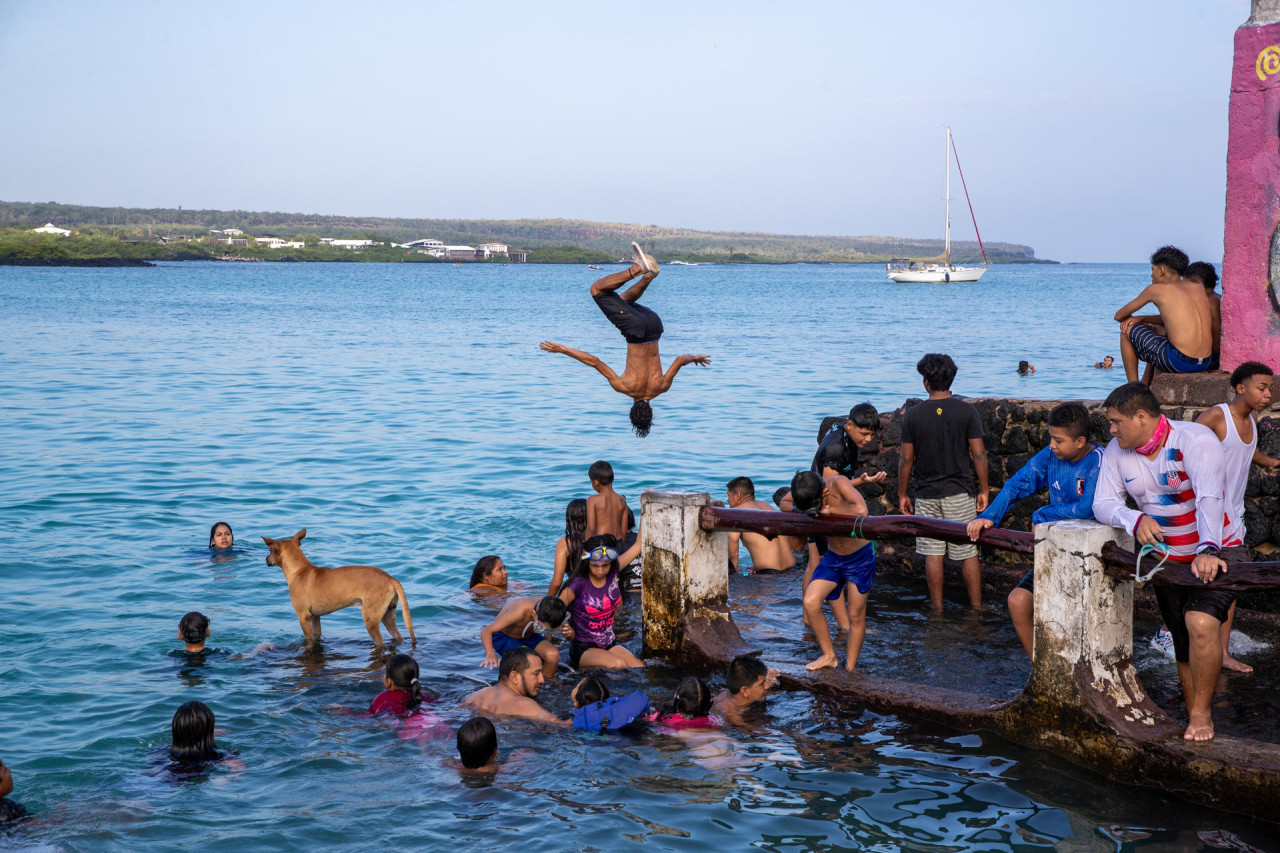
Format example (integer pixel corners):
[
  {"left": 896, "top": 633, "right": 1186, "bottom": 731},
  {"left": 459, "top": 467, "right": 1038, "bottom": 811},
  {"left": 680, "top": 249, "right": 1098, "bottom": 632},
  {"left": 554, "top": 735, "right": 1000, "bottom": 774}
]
[{"left": 262, "top": 529, "right": 415, "bottom": 647}]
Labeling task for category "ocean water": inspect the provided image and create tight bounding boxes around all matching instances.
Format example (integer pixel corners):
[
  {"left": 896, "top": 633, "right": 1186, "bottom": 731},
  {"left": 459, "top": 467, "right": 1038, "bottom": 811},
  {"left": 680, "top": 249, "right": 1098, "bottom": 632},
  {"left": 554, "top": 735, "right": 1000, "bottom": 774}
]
[{"left": 0, "top": 261, "right": 1274, "bottom": 851}]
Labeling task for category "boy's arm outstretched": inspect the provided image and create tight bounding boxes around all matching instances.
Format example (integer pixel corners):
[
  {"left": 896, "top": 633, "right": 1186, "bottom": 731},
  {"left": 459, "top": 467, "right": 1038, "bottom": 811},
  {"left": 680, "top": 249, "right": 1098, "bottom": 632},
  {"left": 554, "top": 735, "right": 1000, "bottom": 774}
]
[
  {"left": 658, "top": 354, "right": 711, "bottom": 393},
  {"left": 480, "top": 601, "right": 526, "bottom": 668},
  {"left": 539, "top": 341, "right": 626, "bottom": 392}
]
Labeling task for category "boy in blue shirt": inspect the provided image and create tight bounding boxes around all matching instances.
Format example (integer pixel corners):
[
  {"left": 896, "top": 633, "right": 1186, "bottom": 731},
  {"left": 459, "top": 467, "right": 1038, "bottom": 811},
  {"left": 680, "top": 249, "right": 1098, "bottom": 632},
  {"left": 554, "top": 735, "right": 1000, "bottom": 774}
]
[{"left": 966, "top": 402, "right": 1102, "bottom": 658}]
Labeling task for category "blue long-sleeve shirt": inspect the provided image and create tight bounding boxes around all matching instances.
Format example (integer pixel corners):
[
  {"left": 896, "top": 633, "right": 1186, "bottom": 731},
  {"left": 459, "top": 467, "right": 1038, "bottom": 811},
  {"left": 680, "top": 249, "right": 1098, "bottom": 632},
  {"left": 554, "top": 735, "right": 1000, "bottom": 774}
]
[{"left": 978, "top": 445, "right": 1103, "bottom": 526}]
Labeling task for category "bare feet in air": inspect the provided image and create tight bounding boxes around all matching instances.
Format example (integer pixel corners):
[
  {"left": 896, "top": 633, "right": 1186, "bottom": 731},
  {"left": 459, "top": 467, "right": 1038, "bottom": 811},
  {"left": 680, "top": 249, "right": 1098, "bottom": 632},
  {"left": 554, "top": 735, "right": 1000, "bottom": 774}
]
[
  {"left": 806, "top": 654, "right": 838, "bottom": 671},
  {"left": 1222, "top": 651, "right": 1253, "bottom": 673},
  {"left": 1184, "top": 712, "right": 1215, "bottom": 742}
]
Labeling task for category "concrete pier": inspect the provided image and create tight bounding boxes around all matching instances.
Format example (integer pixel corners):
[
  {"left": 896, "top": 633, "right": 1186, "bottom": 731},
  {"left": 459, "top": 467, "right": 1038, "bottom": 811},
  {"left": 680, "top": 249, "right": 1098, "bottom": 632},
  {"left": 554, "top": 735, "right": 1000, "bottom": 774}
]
[{"left": 639, "top": 490, "right": 753, "bottom": 666}]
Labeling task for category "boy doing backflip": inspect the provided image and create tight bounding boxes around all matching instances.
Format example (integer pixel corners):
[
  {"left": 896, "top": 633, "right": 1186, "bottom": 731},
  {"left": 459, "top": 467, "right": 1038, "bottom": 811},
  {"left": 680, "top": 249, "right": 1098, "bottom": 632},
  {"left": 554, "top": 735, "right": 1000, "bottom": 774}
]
[
  {"left": 966, "top": 403, "right": 1102, "bottom": 658},
  {"left": 540, "top": 243, "right": 710, "bottom": 438},
  {"left": 791, "top": 470, "right": 875, "bottom": 672}
]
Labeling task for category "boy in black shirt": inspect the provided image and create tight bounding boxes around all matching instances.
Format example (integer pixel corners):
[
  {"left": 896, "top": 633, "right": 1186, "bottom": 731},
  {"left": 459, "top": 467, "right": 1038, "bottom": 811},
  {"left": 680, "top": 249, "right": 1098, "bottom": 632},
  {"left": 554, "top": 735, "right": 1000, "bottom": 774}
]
[
  {"left": 811, "top": 403, "right": 888, "bottom": 488},
  {"left": 897, "top": 353, "right": 989, "bottom": 611}
]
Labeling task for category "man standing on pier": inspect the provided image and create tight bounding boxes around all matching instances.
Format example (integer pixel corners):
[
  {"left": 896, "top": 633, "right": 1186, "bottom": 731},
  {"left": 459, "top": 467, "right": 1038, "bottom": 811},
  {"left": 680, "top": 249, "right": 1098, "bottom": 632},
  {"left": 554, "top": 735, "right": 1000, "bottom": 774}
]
[
  {"left": 1113, "top": 246, "right": 1215, "bottom": 384},
  {"left": 540, "top": 243, "right": 710, "bottom": 437},
  {"left": 1092, "top": 382, "right": 1241, "bottom": 742}
]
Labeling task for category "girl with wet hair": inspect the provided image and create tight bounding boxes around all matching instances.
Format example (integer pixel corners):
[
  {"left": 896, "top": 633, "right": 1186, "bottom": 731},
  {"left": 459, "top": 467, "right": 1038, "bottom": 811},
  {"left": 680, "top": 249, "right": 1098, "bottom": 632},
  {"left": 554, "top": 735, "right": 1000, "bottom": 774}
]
[
  {"left": 170, "top": 701, "right": 222, "bottom": 763},
  {"left": 648, "top": 677, "right": 720, "bottom": 729},
  {"left": 570, "top": 675, "right": 610, "bottom": 708},
  {"left": 209, "top": 522, "right": 233, "bottom": 550},
  {"left": 548, "top": 498, "right": 588, "bottom": 595},
  {"left": 370, "top": 654, "right": 424, "bottom": 715}
]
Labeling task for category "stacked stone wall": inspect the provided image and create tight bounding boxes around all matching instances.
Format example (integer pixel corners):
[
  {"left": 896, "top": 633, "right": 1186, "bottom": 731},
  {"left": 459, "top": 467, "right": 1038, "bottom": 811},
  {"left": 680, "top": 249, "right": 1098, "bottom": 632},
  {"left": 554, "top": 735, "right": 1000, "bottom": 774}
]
[{"left": 820, "top": 398, "right": 1280, "bottom": 614}]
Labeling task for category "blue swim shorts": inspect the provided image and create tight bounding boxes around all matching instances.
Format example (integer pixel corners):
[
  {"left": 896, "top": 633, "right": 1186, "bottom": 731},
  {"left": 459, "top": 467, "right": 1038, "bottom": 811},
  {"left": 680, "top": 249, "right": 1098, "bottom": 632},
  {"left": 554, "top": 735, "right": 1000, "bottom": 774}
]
[
  {"left": 1128, "top": 324, "right": 1213, "bottom": 374},
  {"left": 810, "top": 543, "right": 876, "bottom": 599},
  {"left": 492, "top": 631, "right": 546, "bottom": 657}
]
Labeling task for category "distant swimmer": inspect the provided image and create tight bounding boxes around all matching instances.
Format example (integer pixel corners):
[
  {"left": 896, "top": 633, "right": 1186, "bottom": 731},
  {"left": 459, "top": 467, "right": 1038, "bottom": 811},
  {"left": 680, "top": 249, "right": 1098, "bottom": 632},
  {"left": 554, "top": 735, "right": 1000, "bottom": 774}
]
[
  {"left": 539, "top": 242, "right": 710, "bottom": 437},
  {"left": 1114, "top": 246, "right": 1214, "bottom": 384},
  {"left": 1017, "top": 360, "right": 1036, "bottom": 375},
  {"left": 1094, "top": 355, "right": 1114, "bottom": 369}
]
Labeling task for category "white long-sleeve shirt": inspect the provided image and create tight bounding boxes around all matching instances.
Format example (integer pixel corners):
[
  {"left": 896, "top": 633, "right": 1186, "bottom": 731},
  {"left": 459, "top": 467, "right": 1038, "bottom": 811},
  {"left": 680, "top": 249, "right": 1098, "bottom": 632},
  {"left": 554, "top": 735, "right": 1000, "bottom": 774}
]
[{"left": 1092, "top": 420, "right": 1240, "bottom": 562}]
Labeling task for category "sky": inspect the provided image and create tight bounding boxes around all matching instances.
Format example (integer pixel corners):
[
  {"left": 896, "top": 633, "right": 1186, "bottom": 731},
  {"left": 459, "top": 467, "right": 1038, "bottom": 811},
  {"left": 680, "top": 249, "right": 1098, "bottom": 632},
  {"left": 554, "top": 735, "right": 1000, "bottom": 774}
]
[{"left": 0, "top": 0, "right": 1250, "bottom": 262}]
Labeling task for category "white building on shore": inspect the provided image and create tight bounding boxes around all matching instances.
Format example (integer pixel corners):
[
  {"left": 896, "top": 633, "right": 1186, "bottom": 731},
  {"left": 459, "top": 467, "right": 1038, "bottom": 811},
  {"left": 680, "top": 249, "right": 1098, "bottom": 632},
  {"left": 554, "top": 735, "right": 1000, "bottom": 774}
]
[
  {"left": 32, "top": 223, "right": 72, "bottom": 236},
  {"left": 476, "top": 242, "right": 508, "bottom": 256}
]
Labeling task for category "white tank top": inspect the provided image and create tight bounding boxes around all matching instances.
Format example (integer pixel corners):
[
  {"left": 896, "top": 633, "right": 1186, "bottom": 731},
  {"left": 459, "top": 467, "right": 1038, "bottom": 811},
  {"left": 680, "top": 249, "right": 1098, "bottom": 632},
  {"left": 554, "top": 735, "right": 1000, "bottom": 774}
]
[{"left": 1217, "top": 403, "right": 1256, "bottom": 529}]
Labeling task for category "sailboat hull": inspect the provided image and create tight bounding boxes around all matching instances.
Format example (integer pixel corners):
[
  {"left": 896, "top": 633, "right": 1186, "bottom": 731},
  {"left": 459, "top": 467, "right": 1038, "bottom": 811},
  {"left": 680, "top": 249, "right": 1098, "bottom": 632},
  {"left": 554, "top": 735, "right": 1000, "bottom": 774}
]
[{"left": 886, "top": 265, "right": 987, "bottom": 283}]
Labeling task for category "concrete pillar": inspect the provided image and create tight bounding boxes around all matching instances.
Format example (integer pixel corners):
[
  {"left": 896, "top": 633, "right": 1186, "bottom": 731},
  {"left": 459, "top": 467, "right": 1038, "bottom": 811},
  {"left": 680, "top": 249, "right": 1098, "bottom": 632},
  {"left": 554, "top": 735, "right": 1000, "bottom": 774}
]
[
  {"left": 1221, "top": 1, "right": 1280, "bottom": 370},
  {"left": 1020, "top": 520, "right": 1178, "bottom": 741},
  {"left": 639, "top": 490, "right": 753, "bottom": 666}
]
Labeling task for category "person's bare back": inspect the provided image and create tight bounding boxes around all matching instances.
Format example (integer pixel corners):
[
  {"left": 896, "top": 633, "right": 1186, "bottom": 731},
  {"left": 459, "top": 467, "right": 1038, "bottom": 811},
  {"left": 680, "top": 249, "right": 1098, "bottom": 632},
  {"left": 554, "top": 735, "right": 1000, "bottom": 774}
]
[
  {"left": 729, "top": 498, "right": 796, "bottom": 572},
  {"left": 586, "top": 488, "right": 627, "bottom": 541},
  {"left": 463, "top": 684, "right": 559, "bottom": 723}
]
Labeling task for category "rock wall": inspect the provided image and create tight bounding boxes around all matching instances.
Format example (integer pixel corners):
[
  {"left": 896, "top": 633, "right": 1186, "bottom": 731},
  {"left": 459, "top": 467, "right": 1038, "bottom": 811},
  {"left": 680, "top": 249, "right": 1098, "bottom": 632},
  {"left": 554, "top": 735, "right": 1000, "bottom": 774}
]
[{"left": 820, "top": 398, "right": 1280, "bottom": 613}]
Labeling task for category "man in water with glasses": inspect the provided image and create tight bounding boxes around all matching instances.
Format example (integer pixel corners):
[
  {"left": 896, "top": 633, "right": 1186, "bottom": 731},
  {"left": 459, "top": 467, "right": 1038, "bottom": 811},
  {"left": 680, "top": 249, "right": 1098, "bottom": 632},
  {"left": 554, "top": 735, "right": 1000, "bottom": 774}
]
[{"left": 540, "top": 242, "right": 710, "bottom": 438}]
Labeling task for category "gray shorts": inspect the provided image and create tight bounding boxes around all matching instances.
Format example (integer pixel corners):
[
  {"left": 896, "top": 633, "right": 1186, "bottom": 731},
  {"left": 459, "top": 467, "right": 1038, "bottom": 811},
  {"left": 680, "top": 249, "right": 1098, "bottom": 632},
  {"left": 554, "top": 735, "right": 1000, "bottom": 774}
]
[{"left": 914, "top": 493, "right": 978, "bottom": 560}]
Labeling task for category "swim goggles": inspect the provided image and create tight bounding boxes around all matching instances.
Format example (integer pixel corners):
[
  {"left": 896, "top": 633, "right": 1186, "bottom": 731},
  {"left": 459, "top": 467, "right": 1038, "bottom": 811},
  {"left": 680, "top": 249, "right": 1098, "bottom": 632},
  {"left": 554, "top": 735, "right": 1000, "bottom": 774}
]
[{"left": 587, "top": 546, "right": 619, "bottom": 563}]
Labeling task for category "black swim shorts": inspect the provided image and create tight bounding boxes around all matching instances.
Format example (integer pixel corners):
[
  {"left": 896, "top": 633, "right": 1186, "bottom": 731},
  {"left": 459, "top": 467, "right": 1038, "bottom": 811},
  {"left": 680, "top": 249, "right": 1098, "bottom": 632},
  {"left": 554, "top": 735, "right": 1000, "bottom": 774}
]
[
  {"left": 1128, "top": 324, "right": 1213, "bottom": 374},
  {"left": 594, "top": 290, "right": 663, "bottom": 345},
  {"left": 1153, "top": 546, "right": 1246, "bottom": 663},
  {"left": 1014, "top": 568, "right": 1035, "bottom": 594}
]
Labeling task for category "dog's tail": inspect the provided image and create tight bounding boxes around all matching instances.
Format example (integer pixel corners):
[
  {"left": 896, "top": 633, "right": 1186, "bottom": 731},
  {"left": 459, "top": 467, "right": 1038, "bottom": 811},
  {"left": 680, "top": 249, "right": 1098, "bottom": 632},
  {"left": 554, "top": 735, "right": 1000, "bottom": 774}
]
[{"left": 393, "top": 577, "right": 416, "bottom": 645}]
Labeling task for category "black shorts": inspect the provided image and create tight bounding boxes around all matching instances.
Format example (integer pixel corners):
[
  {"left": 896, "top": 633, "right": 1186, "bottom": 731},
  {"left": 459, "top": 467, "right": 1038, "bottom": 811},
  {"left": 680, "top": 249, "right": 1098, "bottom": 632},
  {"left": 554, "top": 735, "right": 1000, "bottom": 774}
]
[
  {"left": 569, "top": 639, "right": 601, "bottom": 669},
  {"left": 1153, "top": 547, "right": 1246, "bottom": 663},
  {"left": 1014, "top": 568, "right": 1035, "bottom": 594},
  {"left": 594, "top": 291, "right": 663, "bottom": 345}
]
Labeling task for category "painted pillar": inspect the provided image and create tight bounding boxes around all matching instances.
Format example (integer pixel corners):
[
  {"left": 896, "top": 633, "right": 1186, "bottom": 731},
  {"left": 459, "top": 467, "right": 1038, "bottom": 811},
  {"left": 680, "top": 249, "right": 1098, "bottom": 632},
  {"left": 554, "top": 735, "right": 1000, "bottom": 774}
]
[
  {"left": 1020, "top": 520, "right": 1176, "bottom": 740},
  {"left": 639, "top": 490, "right": 752, "bottom": 666},
  {"left": 1222, "top": 1, "right": 1280, "bottom": 370}
]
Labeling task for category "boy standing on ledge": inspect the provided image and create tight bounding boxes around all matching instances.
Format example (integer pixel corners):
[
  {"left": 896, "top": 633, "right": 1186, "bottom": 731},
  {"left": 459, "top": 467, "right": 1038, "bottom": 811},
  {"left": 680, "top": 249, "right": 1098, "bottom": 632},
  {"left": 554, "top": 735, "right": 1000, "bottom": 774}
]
[{"left": 897, "top": 353, "right": 989, "bottom": 612}]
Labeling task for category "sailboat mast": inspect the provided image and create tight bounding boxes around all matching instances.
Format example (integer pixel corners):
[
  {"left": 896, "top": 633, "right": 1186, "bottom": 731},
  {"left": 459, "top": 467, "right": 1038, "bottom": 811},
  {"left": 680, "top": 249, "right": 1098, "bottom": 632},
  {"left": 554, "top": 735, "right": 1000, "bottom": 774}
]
[{"left": 944, "top": 127, "right": 952, "bottom": 260}]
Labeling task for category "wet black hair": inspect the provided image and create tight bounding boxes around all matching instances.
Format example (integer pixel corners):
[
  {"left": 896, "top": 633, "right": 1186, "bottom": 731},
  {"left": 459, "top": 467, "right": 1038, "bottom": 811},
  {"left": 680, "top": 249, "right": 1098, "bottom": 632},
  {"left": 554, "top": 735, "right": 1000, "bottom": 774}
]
[
  {"left": 571, "top": 534, "right": 620, "bottom": 583},
  {"left": 629, "top": 399, "right": 653, "bottom": 438},
  {"left": 1230, "top": 360, "right": 1274, "bottom": 390},
  {"left": 1150, "top": 245, "right": 1189, "bottom": 276},
  {"left": 726, "top": 476, "right": 755, "bottom": 499},
  {"left": 726, "top": 655, "right": 768, "bottom": 696},
  {"left": 170, "top": 701, "right": 220, "bottom": 763},
  {"left": 771, "top": 487, "right": 791, "bottom": 508},
  {"left": 916, "top": 353, "right": 957, "bottom": 392},
  {"left": 1047, "top": 402, "right": 1091, "bottom": 440},
  {"left": 848, "top": 403, "right": 880, "bottom": 431},
  {"left": 385, "top": 653, "right": 423, "bottom": 709},
  {"left": 668, "top": 676, "right": 712, "bottom": 718},
  {"left": 574, "top": 675, "right": 609, "bottom": 707},
  {"left": 457, "top": 717, "right": 497, "bottom": 770},
  {"left": 1104, "top": 382, "right": 1162, "bottom": 418},
  {"left": 625, "top": 506, "right": 635, "bottom": 531},
  {"left": 789, "top": 470, "right": 824, "bottom": 517},
  {"left": 469, "top": 555, "right": 503, "bottom": 588},
  {"left": 558, "top": 499, "right": 588, "bottom": 595},
  {"left": 178, "top": 611, "right": 209, "bottom": 645},
  {"left": 208, "top": 521, "right": 233, "bottom": 548},
  {"left": 1017, "top": 360, "right": 1031, "bottom": 375},
  {"left": 498, "top": 646, "right": 538, "bottom": 683},
  {"left": 588, "top": 460, "right": 614, "bottom": 485},
  {"left": 535, "top": 595, "right": 568, "bottom": 628},
  {"left": 1185, "top": 261, "right": 1218, "bottom": 291}
]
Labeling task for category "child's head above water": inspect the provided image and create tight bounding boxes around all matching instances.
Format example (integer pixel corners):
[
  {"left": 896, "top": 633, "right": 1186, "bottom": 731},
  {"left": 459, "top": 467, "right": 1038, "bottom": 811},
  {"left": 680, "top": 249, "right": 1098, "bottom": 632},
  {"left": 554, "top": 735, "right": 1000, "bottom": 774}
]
[
  {"left": 178, "top": 611, "right": 210, "bottom": 651},
  {"left": 534, "top": 595, "right": 568, "bottom": 631},
  {"left": 170, "top": 700, "right": 219, "bottom": 764},
  {"left": 669, "top": 676, "right": 712, "bottom": 719},
  {"left": 209, "top": 522, "right": 233, "bottom": 550},
  {"left": 457, "top": 717, "right": 498, "bottom": 770},
  {"left": 384, "top": 653, "right": 423, "bottom": 710},
  {"left": 726, "top": 655, "right": 770, "bottom": 704},
  {"left": 571, "top": 675, "right": 610, "bottom": 708}
]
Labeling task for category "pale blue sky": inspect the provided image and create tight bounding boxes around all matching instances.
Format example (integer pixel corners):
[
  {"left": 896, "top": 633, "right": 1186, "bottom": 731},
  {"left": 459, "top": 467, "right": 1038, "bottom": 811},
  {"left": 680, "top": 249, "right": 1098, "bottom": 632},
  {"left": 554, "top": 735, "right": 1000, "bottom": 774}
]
[{"left": 0, "top": 0, "right": 1247, "bottom": 261}]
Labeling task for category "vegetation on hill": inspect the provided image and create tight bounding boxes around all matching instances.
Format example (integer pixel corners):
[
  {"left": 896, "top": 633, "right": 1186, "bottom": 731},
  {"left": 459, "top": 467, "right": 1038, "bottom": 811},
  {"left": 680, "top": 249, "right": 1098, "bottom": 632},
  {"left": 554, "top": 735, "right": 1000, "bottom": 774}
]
[{"left": 0, "top": 200, "right": 1048, "bottom": 265}]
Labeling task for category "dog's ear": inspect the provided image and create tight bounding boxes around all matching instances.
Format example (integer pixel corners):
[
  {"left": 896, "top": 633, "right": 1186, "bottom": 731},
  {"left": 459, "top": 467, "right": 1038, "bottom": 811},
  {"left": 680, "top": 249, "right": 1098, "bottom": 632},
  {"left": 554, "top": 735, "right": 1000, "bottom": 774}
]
[
  {"left": 294, "top": 528, "right": 306, "bottom": 542},
  {"left": 262, "top": 536, "right": 275, "bottom": 547}
]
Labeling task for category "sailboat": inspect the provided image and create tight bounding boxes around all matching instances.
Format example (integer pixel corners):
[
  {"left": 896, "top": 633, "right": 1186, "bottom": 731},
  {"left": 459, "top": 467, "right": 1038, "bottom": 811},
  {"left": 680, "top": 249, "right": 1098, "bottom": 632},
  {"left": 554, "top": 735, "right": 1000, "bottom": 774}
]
[{"left": 886, "top": 128, "right": 989, "bottom": 283}]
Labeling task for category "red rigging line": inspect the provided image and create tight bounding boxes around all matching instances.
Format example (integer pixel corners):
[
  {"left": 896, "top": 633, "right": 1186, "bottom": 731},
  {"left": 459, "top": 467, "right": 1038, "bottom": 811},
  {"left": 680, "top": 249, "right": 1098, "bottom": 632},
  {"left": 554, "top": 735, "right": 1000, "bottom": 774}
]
[{"left": 950, "top": 134, "right": 987, "bottom": 265}]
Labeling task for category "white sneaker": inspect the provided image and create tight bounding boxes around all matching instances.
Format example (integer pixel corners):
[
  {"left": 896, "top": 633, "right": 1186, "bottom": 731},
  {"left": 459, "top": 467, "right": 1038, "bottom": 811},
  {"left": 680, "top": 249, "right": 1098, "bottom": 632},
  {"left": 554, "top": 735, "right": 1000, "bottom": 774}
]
[
  {"left": 631, "top": 241, "right": 654, "bottom": 273},
  {"left": 1150, "top": 627, "right": 1175, "bottom": 658}
]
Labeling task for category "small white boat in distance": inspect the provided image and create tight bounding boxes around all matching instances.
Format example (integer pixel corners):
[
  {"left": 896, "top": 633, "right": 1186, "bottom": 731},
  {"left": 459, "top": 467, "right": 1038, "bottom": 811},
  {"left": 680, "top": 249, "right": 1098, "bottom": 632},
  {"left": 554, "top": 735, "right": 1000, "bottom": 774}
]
[{"left": 887, "top": 127, "right": 989, "bottom": 283}]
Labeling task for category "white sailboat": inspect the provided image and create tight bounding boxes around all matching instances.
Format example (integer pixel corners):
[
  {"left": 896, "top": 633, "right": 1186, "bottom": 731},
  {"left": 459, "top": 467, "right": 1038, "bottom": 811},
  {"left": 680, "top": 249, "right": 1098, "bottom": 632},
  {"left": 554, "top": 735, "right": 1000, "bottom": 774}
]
[{"left": 886, "top": 128, "right": 989, "bottom": 283}]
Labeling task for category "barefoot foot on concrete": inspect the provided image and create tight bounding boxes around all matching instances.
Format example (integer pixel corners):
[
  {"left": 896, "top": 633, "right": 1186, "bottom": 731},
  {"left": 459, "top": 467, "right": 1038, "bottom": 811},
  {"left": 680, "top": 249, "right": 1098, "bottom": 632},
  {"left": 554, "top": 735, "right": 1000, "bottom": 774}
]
[
  {"left": 1222, "top": 653, "right": 1253, "bottom": 674},
  {"left": 1184, "top": 713, "right": 1215, "bottom": 742},
  {"left": 806, "top": 654, "right": 838, "bottom": 671}
]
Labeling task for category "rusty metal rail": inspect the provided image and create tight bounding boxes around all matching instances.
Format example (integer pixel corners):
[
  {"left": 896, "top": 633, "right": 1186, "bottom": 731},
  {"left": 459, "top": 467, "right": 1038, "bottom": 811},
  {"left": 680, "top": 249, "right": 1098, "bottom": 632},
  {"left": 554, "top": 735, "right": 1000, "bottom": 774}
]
[{"left": 699, "top": 507, "right": 1280, "bottom": 592}]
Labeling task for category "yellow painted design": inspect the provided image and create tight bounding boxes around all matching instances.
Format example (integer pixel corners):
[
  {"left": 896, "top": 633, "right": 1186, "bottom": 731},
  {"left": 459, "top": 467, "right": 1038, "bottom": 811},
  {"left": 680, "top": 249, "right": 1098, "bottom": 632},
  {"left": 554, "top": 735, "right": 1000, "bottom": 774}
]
[
  {"left": 1256, "top": 45, "right": 1280, "bottom": 81},
  {"left": 936, "top": 407, "right": 943, "bottom": 415}
]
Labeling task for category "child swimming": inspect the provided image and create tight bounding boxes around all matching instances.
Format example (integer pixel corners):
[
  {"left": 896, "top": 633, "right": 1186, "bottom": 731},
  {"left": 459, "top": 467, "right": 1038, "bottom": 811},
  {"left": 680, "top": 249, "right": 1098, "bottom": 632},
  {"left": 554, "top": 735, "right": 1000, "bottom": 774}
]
[
  {"left": 456, "top": 718, "right": 498, "bottom": 772},
  {"left": 0, "top": 757, "right": 27, "bottom": 823},
  {"left": 177, "top": 611, "right": 210, "bottom": 653},
  {"left": 370, "top": 654, "right": 427, "bottom": 715},
  {"left": 169, "top": 701, "right": 240, "bottom": 769},
  {"left": 648, "top": 677, "right": 721, "bottom": 730}
]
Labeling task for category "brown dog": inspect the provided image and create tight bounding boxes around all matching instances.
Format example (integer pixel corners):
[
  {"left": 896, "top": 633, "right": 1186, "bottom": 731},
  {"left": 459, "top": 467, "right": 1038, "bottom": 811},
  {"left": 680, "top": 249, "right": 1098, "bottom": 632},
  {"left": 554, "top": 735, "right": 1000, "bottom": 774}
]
[{"left": 262, "top": 529, "right": 415, "bottom": 647}]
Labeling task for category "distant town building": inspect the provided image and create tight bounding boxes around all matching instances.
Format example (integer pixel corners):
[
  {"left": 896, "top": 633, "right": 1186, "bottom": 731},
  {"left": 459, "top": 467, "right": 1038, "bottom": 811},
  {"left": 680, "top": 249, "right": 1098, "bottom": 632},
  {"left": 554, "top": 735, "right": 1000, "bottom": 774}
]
[
  {"left": 32, "top": 223, "right": 71, "bottom": 236},
  {"left": 223, "top": 237, "right": 248, "bottom": 247},
  {"left": 508, "top": 251, "right": 527, "bottom": 263},
  {"left": 416, "top": 248, "right": 446, "bottom": 257},
  {"left": 325, "top": 239, "right": 380, "bottom": 249},
  {"left": 255, "top": 237, "right": 287, "bottom": 248},
  {"left": 281, "top": 241, "right": 306, "bottom": 249},
  {"left": 476, "top": 242, "right": 508, "bottom": 255},
  {"left": 404, "top": 238, "right": 445, "bottom": 250},
  {"left": 444, "top": 245, "right": 481, "bottom": 260}
]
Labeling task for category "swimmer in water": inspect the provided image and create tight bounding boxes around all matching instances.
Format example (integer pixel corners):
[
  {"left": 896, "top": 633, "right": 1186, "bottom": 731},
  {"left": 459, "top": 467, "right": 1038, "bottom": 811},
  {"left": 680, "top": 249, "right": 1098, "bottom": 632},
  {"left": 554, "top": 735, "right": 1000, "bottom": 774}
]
[
  {"left": 177, "top": 611, "right": 210, "bottom": 653},
  {"left": 726, "top": 477, "right": 795, "bottom": 573},
  {"left": 559, "top": 536, "right": 645, "bottom": 669},
  {"left": 456, "top": 717, "right": 499, "bottom": 773},
  {"left": 1094, "top": 355, "right": 1115, "bottom": 369},
  {"left": 539, "top": 242, "right": 710, "bottom": 437},
  {"left": 209, "top": 522, "right": 233, "bottom": 550},
  {"left": 585, "top": 460, "right": 628, "bottom": 540},
  {"left": 1017, "top": 360, "right": 1036, "bottom": 375},
  {"left": 469, "top": 555, "right": 508, "bottom": 595},
  {"left": 549, "top": 499, "right": 588, "bottom": 596},
  {"left": 712, "top": 655, "right": 779, "bottom": 727},
  {"left": 370, "top": 653, "right": 427, "bottom": 715},
  {"left": 464, "top": 648, "right": 568, "bottom": 725},
  {"left": 648, "top": 677, "right": 720, "bottom": 729},
  {"left": 479, "top": 594, "right": 568, "bottom": 677}
]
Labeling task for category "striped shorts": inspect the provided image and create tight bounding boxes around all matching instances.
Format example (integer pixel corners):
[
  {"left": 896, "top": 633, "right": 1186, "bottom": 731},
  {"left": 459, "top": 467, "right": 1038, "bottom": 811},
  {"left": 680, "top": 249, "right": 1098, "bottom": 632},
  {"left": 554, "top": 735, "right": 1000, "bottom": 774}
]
[{"left": 914, "top": 492, "right": 978, "bottom": 560}]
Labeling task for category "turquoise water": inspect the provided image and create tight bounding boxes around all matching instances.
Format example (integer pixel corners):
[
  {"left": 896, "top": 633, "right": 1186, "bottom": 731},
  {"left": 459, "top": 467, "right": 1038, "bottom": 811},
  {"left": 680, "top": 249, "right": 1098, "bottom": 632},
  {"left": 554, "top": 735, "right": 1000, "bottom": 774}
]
[{"left": 0, "top": 261, "right": 1274, "bottom": 850}]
